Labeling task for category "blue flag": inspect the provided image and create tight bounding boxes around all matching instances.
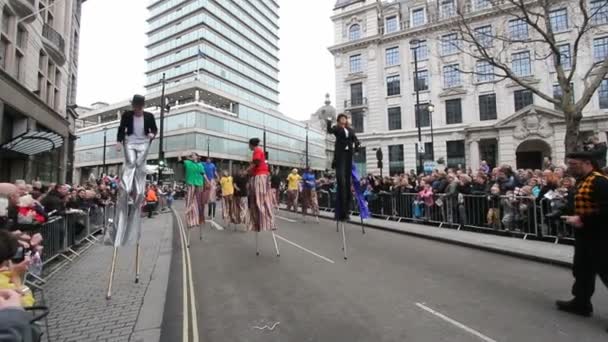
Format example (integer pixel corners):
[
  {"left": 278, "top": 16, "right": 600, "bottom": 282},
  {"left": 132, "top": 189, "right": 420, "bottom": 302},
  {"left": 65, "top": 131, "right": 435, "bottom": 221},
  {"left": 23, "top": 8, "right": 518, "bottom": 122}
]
[{"left": 351, "top": 164, "right": 370, "bottom": 220}]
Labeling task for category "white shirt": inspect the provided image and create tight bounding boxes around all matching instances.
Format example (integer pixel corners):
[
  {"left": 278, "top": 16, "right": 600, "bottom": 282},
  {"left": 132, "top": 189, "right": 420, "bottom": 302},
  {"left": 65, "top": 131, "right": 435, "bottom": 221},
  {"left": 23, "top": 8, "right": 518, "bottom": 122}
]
[
  {"left": 344, "top": 127, "right": 349, "bottom": 150},
  {"left": 128, "top": 114, "right": 148, "bottom": 144}
]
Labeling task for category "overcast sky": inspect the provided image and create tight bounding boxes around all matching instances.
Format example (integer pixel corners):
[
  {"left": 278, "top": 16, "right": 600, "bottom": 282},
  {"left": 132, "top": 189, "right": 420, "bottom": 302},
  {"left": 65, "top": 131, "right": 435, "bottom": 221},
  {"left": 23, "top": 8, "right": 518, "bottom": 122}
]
[{"left": 77, "top": 0, "right": 336, "bottom": 121}]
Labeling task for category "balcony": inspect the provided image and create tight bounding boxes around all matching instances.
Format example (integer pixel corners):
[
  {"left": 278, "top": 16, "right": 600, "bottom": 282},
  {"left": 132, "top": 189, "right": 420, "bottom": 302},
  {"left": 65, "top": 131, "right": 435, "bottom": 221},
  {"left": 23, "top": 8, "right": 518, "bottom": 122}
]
[
  {"left": 8, "top": 0, "right": 36, "bottom": 23},
  {"left": 42, "top": 23, "right": 66, "bottom": 66},
  {"left": 344, "top": 97, "right": 368, "bottom": 110}
]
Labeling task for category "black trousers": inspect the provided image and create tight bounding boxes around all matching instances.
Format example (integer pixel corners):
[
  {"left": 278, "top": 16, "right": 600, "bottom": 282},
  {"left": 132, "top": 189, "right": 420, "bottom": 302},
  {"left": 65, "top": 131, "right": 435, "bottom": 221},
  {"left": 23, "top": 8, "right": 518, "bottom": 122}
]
[
  {"left": 571, "top": 230, "right": 608, "bottom": 302},
  {"left": 335, "top": 153, "right": 352, "bottom": 221}
]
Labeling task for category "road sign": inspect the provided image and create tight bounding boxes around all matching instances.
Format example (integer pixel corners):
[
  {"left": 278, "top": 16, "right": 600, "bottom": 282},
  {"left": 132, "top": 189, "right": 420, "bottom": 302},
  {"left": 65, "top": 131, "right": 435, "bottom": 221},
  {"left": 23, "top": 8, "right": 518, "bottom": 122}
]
[{"left": 417, "top": 142, "right": 425, "bottom": 154}]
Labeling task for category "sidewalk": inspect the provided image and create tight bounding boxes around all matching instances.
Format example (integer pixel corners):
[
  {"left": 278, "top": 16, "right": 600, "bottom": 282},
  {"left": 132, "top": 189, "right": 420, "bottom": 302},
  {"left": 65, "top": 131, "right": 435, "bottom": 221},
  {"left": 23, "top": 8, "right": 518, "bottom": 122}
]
[
  {"left": 312, "top": 209, "right": 574, "bottom": 268},
  {"left": 42, "top": 211, "right": 174, "bottom": 342}
]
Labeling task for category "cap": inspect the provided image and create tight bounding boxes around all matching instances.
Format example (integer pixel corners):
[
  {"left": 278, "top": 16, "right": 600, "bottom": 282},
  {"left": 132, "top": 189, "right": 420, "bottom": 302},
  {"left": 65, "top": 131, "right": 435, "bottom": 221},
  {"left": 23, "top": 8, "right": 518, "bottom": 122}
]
[
  {"left": 566, "top": 151, "right": 596, "bottom": 161},
  {"left": 131, "top": 94, "right": 145, "bottom": 106}
]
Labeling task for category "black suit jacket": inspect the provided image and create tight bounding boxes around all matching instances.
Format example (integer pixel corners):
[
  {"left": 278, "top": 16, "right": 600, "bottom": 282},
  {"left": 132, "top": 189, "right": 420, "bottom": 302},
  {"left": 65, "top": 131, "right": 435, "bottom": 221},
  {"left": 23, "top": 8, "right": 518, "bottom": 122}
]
[
  {"left": 326, "top": 120, "right": 360, "bottom": 163},
  {"left": 116, "top": 111, "right": 158, "bottom": 143}
]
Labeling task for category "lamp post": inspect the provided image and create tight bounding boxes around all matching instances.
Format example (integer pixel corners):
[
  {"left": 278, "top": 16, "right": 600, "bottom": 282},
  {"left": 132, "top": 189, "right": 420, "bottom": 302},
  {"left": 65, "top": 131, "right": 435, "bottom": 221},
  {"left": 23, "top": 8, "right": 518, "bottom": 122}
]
[
  {"left": 428, "top": 102, "right": 435, "bottom": 161},
  {"left": 102, "top": 127, "right": 107, "bottom": 176},
  {"left": 207, "top": 136, "right": 210, "bottom": 158},
  {"left": 410, "top": 39, "right": 423, "bottom": 175},
  {"left": 157, "top": 73, "right": 166, "bottom": 183},
  {"left": 305, "top": 123, "right": 309, "bottom": 169}
]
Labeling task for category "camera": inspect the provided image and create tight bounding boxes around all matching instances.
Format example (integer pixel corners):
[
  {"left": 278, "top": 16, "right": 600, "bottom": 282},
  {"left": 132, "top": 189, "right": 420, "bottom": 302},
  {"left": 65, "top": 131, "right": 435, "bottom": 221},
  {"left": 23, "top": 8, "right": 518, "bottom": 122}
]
[{"left": 12, "top": 246, "right": 25, "bottom": 264}]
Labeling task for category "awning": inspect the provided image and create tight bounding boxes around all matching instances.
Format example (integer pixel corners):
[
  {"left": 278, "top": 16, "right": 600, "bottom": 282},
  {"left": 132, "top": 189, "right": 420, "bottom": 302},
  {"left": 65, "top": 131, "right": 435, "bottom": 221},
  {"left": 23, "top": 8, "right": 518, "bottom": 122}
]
[
  {"left": 146, "top": 165, "right": 174, "bottom": 175},
  {"left": 1, "top": 130, "right": 64, "bottom": 156}
]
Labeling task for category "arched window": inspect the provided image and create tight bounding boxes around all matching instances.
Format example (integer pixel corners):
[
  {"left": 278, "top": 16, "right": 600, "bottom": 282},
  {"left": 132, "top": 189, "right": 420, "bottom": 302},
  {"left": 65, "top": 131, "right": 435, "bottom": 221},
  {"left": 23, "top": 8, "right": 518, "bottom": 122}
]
[{"left": 349, "top": 24, "right": 361, "bottom": 41}]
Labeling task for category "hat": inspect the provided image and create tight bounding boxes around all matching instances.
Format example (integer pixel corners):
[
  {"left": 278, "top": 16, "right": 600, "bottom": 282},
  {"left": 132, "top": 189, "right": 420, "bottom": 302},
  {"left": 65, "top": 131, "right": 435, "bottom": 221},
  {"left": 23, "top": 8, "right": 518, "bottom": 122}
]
[
  {"left": 566, "top": 151, "right": 596, "bottom": 161},
  {"left": 292, "top": 168, "right": 298, "bottom": 173},
  {"left": 131, "top": 94, "right": 145, "bottom": 106}
]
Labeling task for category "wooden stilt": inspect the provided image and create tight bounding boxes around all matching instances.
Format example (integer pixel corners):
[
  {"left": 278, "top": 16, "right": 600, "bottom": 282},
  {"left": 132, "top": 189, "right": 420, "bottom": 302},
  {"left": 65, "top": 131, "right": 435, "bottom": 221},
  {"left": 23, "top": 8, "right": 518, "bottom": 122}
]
[
  {"left": 106, "top": 247, "right": 118, "bottom": 300},
  {"left": 255, "top": 231, "right": 259, "bottom": 256},
  {"left": 341, "top": 222, "right": 348, "bottom": 260},
  {"left": 135, "top": 243, "right": 140, "bottom": 284},
  {"left": 272, "top": 232, "right": 280, "bottom": 257},
  {"left": 361, "top": 217, "right": 366, "bottom": 234}
]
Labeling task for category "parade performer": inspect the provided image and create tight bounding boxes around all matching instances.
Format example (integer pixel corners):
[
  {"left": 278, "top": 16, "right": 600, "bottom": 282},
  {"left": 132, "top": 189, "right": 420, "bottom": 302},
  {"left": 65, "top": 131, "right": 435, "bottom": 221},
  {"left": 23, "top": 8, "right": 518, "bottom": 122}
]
[
  {"left": 178, "top": 152, "right": 206, "bottom": 231},
  {"left": 286, "top": 169, "right": 300, "bottom": 212},
  {"left": 327, "top": 114, "right": 360, "bottom": 259},
  {"left": 219, "top": 171, "right": 234, "bottom": 223},
  {"left": 105, "top": 94, "right": 157, "bottom": 299},
  {"left": 232, "top": 169, "right": 250, "bottom": 227},
  {"left": 301, "top": 167, "right": 320, "bottom": 222},
  {"left": 203, "top": 158, "right": 219, "bottom": 220},
  {"left": 246, "top": 138, "right": 279, "bottom": 256}
]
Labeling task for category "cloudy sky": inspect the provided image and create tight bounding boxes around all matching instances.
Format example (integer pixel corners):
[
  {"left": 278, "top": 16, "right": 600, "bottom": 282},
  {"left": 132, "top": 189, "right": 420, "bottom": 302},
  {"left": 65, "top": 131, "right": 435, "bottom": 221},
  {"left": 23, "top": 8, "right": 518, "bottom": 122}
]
[{"left": 77, "top": 0, "right": 336, "bottom": 120}]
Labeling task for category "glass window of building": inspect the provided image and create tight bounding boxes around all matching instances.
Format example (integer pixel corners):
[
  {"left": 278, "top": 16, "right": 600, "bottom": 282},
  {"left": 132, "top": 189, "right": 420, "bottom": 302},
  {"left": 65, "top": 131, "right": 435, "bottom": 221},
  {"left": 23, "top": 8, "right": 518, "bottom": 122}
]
[
  {"left": 388, "top": 144, "right": 404, "bottom": 175},
  {"left": 414, "top": 69, "right": 429, "bottom": 91},
  {"left": 385, "top": 47, "right": 400, "bottom": 66},
  {"left": 446, "top": 140, "right": 465, "bottom": 168},
  {"left": 443, "top": 64, "right": 461, "bottom": 88},
  {"left": 350, "top": 54, "right": 362, "bottom": 73},
  {"left": 422, "top": 142, "right": 434, "bottom": 162},
  {"left": 476, "top": 60, "right": 494, "bottom": 82},
  {"left": 514, "top": 89, "right": 534, "bottom": 110},
  {"left": 594, "top": 36, "right": 608, "bottom": 62},
  {"left": 479, "top": 93, "right": 497, "bottom": 120},
  {"left": 475, "top": 0, "right": 491, "bottom": 10},
  {"left": 509, "top": 19, "right": 528, "bottom": 40},
  {"left": 349, "top": 24, "right": 361, "bottom": 41},
  {"left": 0, "top": 39, "right": 7, "bottom": 69},
  {"left": 386, "top": 75, "right": 401, "bottom": 96},
  {"left": 591, "top": 0, "right": 608, "bottom": 24},
  {"left": 415, "top": 104, "right": 430, "bottom": 128},
  {"left": 441, "top": 33, "right": 459, "bottom": 55},
  {"left": 474, "top": 25, "right": 493, "bottom": 48},
  {"left": 554, "top": 44, "right": 572, "bottom": 70},
  {"left": 411, "top": 39, "right": 428, "bottom": 60},
  {"left": 445, "top": 99, "right": 462, "bottom": 124},
  {"left": 350, "top": 82, "right": 364, "bottom": 105},
  {"left": 440, "top": 0, "right": 456, "bottom": 19},
  {"left": 351, "top": 109, "right": 364, "bottom": 133},
  {"left": 388, "top": 107, "right": 402, "bottom": 130},
  {"left": 599, "top": 79, "right": 608, "bottom": 109},
  {"left": 553, "top": 83, "right": 575, "bottom": 110},
  {"left": 354, "top": 147, "right": 367, "bottom": 177},
  {"left": 385, "top": 15, "right": 398, "bottom": 33},
  {"left": 549, "top": 8, "right": 568, "bottom": 32},
  {"left": 411, "top": 7, "right": 426, "bottom": 27},
  {"left": 511, "top": 51, "right": 531, "bottom": 76},
  {"left": 1, "top": 9, "right": 11, "bottom": 34}
]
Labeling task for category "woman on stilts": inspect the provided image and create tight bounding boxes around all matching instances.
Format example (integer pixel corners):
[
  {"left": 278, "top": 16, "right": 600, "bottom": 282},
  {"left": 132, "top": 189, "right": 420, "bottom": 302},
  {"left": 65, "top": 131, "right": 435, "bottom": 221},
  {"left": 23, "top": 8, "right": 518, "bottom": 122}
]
[
  {"left": 219, "top": 171, "right": 234, "bottom": 223},
  {"left": 246, "top": 138, "right": 279, "bottom": 256},
  {"left": 301, "top": 166, "right": 320, "bottom": 223},
  {"left": 178, "top": 152, "right": 206, "bottom": 234},
  {"left": 232, "top": 168, "right": 250, "bottom": 228}
]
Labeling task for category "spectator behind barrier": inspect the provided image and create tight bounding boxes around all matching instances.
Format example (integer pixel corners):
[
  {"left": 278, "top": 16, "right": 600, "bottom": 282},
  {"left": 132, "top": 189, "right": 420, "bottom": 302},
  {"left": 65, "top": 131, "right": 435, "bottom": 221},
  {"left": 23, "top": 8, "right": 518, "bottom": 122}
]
[{"left": 0, "top": 230, "right": 34, "bottom": 307}]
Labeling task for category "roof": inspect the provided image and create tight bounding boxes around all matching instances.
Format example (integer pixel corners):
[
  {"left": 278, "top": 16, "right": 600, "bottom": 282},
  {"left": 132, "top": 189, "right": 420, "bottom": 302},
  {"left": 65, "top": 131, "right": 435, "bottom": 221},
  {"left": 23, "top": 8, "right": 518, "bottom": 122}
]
[
  {"left": 334, "top": 0, "right": 365, "bottom": 9},
  {"left": 1, "top": 131, "right": 64, "bottom": 156}
]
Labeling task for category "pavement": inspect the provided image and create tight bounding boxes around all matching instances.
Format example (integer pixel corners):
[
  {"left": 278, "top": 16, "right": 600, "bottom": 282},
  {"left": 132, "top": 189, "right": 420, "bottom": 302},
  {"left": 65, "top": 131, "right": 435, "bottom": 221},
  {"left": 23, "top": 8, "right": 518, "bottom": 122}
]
[
  {"left": 160, "top": 204, "right": 608, "bottom": 342},
  {"left": 42, "top": 211, "right": 173, "bottom": 342}
]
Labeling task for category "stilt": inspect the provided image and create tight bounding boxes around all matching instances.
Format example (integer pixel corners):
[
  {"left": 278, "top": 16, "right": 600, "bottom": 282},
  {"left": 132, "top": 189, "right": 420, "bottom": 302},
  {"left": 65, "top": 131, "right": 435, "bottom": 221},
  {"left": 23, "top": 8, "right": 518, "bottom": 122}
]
[
  {"left": 336, "top": 221, "right": 339, "bottom": 232},
  {"left": 187, "top": 228, "right": 191, "bottom": 248},
  {"left": 272, "top": 232, "right": 280, "bottom": 257},
  {"left": 361, "top": 217, "right": 366, "bottom": 234},
  {"left": 135, "top": 243, "right": 140, "bottom": 284},
  {"left": 341, "top": 222, "right": 348, "bottom": 260},
  {"left": 106, "top": 247, "right": 118, "bottom": 300},
  {"left": 255, "top": 231, "right": 260, "bottom": 256},
  {"left": 199, "top": 224, "right": 203, "bottom": 240}
]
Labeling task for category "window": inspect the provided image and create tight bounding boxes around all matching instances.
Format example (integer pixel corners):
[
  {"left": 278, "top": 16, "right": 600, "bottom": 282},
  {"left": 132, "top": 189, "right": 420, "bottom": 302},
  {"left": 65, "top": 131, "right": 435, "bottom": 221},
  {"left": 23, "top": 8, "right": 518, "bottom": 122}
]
[
  {"left": 476, "top": 60, "right": 494, "bottom": 82},
  {"left": 514, "top": 89, "right": 534, "bottom": 110},
  {"left": 512, "top": 51, "right": 531, "bottom": 76},
  {"left": 16, "top": 26, "right": 26, "bottom": 49},
  {"left": 440, "top": 0, "right": 456, "bottom": 19},
  {"left": 554, "top": 44, "right": 572, "bottom": 70},
  {"left": 446, "top": 140, "right": 465, "bottom": 169},
  {"left": 422, "top": 142, "right": 434, "bottom": 162},
  {"left": 411, "top": 8, "right": 426, "bottom": 27},
  {"left": 2, "top": 9, "right": 11, "bottom": 34},
  {"left": 443, "top": 64, "right": 461, "bottom": 88},
  {"left": 445, "top": 99, "right": 462, "bottom": 124},
  {"left": 509, "top": 19, "right": 528, "bottom": 40},
  {"left": 415, "top": 104, "right": 430, "bottom": 128},
  {"left": 599, "top": 79, "right": 608, "bottom": 109},
  {"left": 549, "top": 8, "right": 568, "bottom": 32},
  {"left": 38, "top": 51, "right": 45, "bottom": 72},
  {"left": 354, "top": 147, "right": 367, "bottom": 177},
  {"left": 0, "top": 38, "right": 7, "bottom": 70},
  {"left": 385, "top": 47, "right": 400, "bottom": 66},
  {"left": 411, "top": 39, "right": 428, "bottom": 60},
  {"left": 350, "top": 83, "right": 363, "bottom": 105},
  {"left": 387, "top": 75, "right": 401, "bottom": 96},
  {"left": 349, "top": 24, "right": 361, "bottom": 41},
  {"left": 475, "top": 0, "right": 491, "bottom": 10},
  {"left": 441, "top": 33, "right": 458, "bottom": 55},
  {"left": 591, "top": 0, "right": 608, "bottom": 25},
  {"left": 593, "top": 36, "right": 608, "bottom": 62},
  {"left": 479, "top": 94, "right": 497, "bottom": 120},
  {"left": 388, "top": 144, "right": 404, "bottom": 175},
  {"left": 414, "top": 69, "right": 429, "bottom": 91},
  {"left": 474, "top": 25, "right": 493, "bottom": 48},
  {"left": 351, "top": 109, "right": 364, "bottom": 133},
  {"left": 385, "top": 16, "right": 398, "bottom": 33},
  {"left": 15, "top": 51, "right": 23, "bottom": 80},
  {"left": 388, "top": 107, "right": 402, "bottom": 130},
  {"left": 553, "top": 83, "right": 575, "bottom": 110},
  {"left": 350, "top": 54, "right": 362, "bottom": 73}
]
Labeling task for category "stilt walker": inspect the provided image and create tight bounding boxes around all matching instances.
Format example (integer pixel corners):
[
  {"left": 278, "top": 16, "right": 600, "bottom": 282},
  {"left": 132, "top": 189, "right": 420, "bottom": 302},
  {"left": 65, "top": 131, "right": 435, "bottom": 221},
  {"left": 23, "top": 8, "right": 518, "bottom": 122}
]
[
  {"left": 104, "top": 95, "right": 158, "bottom": 299},
  {"left": 178, "top": 151, "right": 206, "bottom": 248},
  {"left": 327, "top": 114, "right": 361, "bottom": 260},
  {"left": 246, "top": 138, "right": 279, "bottom": 257}
]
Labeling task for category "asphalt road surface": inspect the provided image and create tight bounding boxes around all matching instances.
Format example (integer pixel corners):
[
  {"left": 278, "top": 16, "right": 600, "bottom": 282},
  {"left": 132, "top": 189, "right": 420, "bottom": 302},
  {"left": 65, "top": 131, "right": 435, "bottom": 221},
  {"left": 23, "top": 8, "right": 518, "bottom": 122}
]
[{"left": 161, "top": 208, "right": 608, "bottom": 342}]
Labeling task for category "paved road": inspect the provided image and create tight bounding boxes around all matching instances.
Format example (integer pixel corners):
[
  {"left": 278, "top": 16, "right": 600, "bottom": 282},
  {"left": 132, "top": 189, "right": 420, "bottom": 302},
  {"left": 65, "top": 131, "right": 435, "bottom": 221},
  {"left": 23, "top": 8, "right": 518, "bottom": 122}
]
[{"left": 162, "top": 209, "right": 608, "bottom": 342}]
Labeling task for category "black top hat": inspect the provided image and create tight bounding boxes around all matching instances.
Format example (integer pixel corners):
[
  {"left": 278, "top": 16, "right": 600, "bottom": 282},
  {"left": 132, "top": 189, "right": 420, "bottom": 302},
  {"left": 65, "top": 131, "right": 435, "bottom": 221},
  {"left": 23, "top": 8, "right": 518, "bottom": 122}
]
[{"left": 131, "top": 94, "right": 145, "bottom": 106}]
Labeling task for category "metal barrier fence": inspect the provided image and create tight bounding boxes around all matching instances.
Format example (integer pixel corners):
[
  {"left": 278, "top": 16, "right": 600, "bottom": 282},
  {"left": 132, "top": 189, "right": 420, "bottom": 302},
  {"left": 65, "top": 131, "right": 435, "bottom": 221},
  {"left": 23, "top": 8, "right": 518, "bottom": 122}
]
[{"left": 312, "top": 190, "right": 573, "bottom": 244}]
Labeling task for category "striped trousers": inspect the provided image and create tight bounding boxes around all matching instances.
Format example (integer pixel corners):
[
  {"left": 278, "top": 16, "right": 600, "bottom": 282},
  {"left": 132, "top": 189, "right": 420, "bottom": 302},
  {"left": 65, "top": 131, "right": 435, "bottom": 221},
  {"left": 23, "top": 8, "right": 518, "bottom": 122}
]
[
  {"left": 247, "top": 175, "right": 275, "bottom": 232},
  {"left": 185, "top": 185, "right": 203, "bottom": 228}
]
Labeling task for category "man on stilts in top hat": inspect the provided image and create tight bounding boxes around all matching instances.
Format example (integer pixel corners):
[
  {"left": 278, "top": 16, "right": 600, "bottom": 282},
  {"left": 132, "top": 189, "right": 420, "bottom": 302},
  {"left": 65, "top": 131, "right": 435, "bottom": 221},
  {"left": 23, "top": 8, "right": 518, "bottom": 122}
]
[{"left": 104, "top": 94, "right": 157, "bottom": 299}]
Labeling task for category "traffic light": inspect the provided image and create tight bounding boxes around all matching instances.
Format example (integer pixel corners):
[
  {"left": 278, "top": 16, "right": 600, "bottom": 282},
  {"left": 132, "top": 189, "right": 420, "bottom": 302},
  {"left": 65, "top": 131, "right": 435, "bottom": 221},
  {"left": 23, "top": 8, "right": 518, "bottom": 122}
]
[
  {"left": 377, "top": 161, "right": 383, "bottom": 169},
  {"left": 376, "top": 148, "right": 383, "bottom": 161}
]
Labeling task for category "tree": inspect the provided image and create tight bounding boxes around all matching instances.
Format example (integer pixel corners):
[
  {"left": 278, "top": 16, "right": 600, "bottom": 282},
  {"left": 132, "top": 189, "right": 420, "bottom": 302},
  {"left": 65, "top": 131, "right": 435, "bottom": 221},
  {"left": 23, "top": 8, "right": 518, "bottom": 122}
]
[{"left": 451, "top": 0, "right": 608, "bottom": 153}]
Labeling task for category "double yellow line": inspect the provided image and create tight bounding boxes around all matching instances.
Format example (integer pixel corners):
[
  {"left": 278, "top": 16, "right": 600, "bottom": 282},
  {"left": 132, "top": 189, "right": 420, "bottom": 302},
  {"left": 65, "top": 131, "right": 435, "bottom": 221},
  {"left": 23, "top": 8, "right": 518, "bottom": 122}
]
[{"left": 173, "top": 209, "right": 199, "bottom": 342}]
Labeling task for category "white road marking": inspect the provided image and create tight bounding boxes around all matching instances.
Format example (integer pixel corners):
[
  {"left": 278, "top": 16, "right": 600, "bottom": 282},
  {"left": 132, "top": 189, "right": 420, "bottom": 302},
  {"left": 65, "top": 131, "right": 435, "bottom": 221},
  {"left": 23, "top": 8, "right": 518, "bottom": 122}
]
[
  {"left": 252, "top": 322, "right": 280, "bottom": 331},
  {"left": 415, "top": 303, "right": 497, "bottom": 342},
  {"left": 210, "top": 220, "right": 224, "bottom": 231},
  {"left": 171, "top": 209, "right": 188, "bottom": 342},
  {"left": 274, "top": 234, "right": 335, "bottom": 264},
  {"left": 276, "top": 215, "right": 297, "bottom": 223}
]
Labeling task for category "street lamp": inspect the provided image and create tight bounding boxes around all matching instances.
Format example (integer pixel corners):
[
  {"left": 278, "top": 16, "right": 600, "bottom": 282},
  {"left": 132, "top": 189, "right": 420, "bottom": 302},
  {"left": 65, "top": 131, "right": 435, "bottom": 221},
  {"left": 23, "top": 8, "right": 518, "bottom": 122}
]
[
  {"left": 428, "top": 102, "right": 435, "bottom": 161},
  {"left": 157, "top": 73, "right": 167, "bottom": 184},
  {"left": 305, "top": 123, "right": 309, "bottom": 169},
  {"left": 410, "top": 39, "right": 423, "bottom": 174},
  {"left": 102, "top": 127, "right": 107, "bottom": 176}
]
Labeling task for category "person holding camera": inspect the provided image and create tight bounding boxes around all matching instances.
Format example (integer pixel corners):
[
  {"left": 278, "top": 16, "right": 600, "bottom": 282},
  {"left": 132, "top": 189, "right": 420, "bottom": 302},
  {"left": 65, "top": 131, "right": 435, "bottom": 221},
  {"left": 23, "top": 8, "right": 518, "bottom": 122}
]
[
  {"left": 584, "top": 136, "right": 607, "bottom": 169},
  {"left": 0, "top": 230, "right": 34, "bottom": 308}
]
